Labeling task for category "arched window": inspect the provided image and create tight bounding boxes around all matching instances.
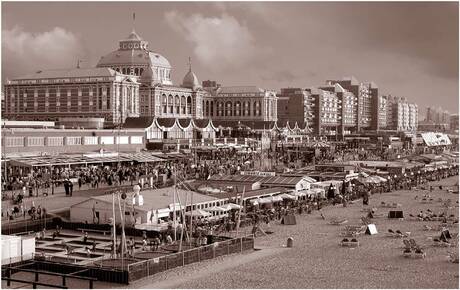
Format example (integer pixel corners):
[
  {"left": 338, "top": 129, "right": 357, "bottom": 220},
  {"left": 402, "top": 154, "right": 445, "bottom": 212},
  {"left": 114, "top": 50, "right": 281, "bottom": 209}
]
[
  {"left": 187, "top": 96, "right": 192, "bottom": 114},
  {"left": 258, "top": 101, "right": 262, "bottom": 116},
  {"left": 217, "top": 102, "right": 223, "bottom": 117},
  {"left": 181, "top": 96, "right": 186, "bottom": 114},
  {"left": 253, "top": 101, "right": 258, "bottom": 116},
  {"left": 168, "top": 95, "right": 173, "bottom": 113},
  {"left": 175, "top": 95, "right": 180, "bottom": 114},
  {"left": 206, "top": 101, "right": 209, "bottom": 116},
  {"left": 162, "top": 95, "right": 167, "bottom": 113},
  {"left": 134, "top": 68, "right": 138, "bottom": 75},
  {"left": 235, "top": 101, "right": 241, "bottom": 116},
  {"left": 225, "top": 101, "right": 232, "bottom": 117},
  {"left": 210, "top": 101, "right": 214, "bottom": 116},
  {"left": 140, "top": 68, "right": 144, "bottom": 75}
]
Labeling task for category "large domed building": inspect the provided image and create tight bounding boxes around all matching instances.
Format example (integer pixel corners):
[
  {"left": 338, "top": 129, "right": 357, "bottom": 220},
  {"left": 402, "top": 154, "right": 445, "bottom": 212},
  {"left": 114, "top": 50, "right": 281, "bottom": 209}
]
[
  {"left": 96, "top": 29, "right": 213, "bottom": 120},
  {"left": 96, "top": 30, "right": 172, "bottom": 86}
]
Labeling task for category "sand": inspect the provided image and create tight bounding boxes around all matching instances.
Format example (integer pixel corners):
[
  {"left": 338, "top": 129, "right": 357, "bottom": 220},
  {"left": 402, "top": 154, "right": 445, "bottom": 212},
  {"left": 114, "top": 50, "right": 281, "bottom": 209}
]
[
  {"left": 125, "top": 175, "right": 459, "bottom": 289},
  {"left": 3, "top": 176, "right": 458, "bottom": 289}
]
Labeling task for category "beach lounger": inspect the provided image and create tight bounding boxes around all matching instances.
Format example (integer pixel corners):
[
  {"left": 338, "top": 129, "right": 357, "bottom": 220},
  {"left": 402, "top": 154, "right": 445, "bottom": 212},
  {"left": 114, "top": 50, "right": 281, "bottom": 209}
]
[
  {"left": 387, "top": 229, "right": 410, "bottom": 238},
  {"left": 340, "top": 238, "right": 359, "bottom": 248},
  {"left": 341, "top": 225, "right": 367, "bottom": 237},
  {"left": 329, "top": 218, "right": 348, "bottom": 225},
  {"left": 403, "top": 239, "right": 426, "bottom": 259}
]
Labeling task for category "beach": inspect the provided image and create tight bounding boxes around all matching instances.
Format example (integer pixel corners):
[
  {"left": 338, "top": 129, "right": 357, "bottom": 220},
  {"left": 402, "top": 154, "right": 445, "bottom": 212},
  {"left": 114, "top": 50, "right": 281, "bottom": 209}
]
[{"left": 125, "top": 175, "right": 459, "bottom": 289}]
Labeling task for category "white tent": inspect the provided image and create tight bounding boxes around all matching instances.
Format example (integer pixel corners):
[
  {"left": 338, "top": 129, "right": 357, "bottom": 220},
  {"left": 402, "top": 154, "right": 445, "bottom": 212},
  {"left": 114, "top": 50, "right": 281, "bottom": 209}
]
[
  {"left": 269, "top": 195, "right": 284, "bottom": 202},
  {"left": 222, "top": 203, "right": 242, "bottom": 210},
  {"left": 279, "top": 193, "right": 297, "bottom": 200},
  {"left": 185, "top": 209, "right": 212, "bottom": 218},
  {"left": 204, "top": 206, "right": 229, "bottom": 212}
]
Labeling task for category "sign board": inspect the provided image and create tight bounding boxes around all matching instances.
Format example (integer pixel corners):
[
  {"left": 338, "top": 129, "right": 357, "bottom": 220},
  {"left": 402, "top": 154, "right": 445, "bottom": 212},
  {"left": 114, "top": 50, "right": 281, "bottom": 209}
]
[{"left": 366, "top": 224, "right": 378, "bottom": 235}]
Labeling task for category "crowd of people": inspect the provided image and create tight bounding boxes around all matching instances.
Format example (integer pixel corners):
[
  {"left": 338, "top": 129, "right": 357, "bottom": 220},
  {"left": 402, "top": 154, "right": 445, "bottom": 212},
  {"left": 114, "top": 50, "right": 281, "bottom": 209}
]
[{"left": 1, "top": 148, "right": 260, "bottom": 221}]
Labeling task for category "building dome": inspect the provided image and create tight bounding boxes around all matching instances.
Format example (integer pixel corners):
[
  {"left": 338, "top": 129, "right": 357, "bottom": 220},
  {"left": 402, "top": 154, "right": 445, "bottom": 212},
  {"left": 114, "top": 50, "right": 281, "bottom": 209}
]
[
  {"left": 182, "top": 59, "right": 201, "bottom": 90},
  {"left": 126, "top": 30, "right": 142, "bottom": 41},
  {"left": 96, "top": 30, "right": 172, "bottom": 85},
  {"left": 182, "top": 71, "right": 201, "bottom": 90}
]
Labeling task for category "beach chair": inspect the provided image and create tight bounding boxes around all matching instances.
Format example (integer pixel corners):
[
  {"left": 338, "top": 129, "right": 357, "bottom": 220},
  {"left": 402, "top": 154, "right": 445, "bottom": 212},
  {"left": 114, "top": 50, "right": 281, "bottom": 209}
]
[
  {"left": 387, "top": 229, "right": 410, "bottom": 238},
  {"left": 403, "top": 239, "right": 412, "bottom": 257},
  {"left": 341, "top": 225, "right": 366, "bottom": 237},
  {"left": 361, "top": 217, "right": 371, "bottom": 225},
  {"left": 403, "top": 239, "right": 426, "bottom": 259},
  {"left": 329, "top": 217, "right": 348, "bottom": 225},
  {"left": 340, "top": 238, "right": 359, "bottom": 248}
]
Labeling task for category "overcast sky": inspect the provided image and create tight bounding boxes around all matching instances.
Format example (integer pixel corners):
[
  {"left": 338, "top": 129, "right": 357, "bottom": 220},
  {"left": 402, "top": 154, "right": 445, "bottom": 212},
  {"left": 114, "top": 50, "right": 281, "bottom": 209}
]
[{"left": 2, "top": 1, "right": 458, "bottom": 115}]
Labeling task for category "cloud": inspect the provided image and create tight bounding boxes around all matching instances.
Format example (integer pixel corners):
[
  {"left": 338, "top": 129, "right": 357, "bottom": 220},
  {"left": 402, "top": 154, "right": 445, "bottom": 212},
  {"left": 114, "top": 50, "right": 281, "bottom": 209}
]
[
  {"left": 2, "top": 26, "right": 86, "bottom": 78},
  {"left": 261, "top": 70, "right": 298, "bottom": 83},
  {"left": 165, "top": 11, "right": 263, "bottom": 71}
]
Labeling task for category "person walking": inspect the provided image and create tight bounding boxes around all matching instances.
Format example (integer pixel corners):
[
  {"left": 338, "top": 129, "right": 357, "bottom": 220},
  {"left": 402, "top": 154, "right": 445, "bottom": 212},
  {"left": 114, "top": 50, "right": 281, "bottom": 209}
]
[{"left": 69, "top": 181, "right": 73, "bottom": 196}]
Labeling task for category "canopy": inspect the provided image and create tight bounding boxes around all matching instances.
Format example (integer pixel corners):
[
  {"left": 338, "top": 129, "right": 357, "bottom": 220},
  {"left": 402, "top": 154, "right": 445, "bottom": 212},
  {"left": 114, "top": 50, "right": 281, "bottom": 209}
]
[
  {"left": 204, "top": 206, "right": 229, "bottom": 212},
  {"left": 257, "top": 197, "right": 272, "bottom": 204},
  {"left": 185, "top": 209, "right": 212, "bottom": 217},
  {"left": 309, "top": 141, "right": 330, "bottom": 148},
  {"left": 295, "top": 190, "right": 310, "bottom": 197},
  {"left": 309, "top": 188, "right": 326, "bottom": 199},
  {"left": 269, "top": 195, "right": 284, "bottom": 202},
  {"left": 279, "top": 193, "right": 297, "bottom": 200},
  {"left": 372, "top": 175, "right": 387, "bottom": 182},
  {"left": 222, "top": 203, "right": 242, "bottom": 210}
]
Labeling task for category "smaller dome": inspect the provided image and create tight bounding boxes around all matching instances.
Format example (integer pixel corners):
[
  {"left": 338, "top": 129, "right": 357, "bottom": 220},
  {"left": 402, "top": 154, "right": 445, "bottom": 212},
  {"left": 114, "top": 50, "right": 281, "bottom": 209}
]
[
  {"left": 182, "top": 70, "right": 201, "bottom": 90},
  {"left": 126, "top": 30, "right": 142, "bottom": 41}
]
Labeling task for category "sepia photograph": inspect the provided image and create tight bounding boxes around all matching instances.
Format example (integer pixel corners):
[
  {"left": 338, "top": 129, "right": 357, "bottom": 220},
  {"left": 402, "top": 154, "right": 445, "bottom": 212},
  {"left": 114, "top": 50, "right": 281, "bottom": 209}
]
[{"left": 1, "top": 0, "right": 459, "bottom": 289}]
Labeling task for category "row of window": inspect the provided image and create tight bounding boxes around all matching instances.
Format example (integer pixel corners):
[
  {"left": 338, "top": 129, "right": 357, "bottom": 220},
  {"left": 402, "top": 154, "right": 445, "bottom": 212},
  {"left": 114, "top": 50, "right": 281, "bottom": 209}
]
[
  {"left": 8, "top": 87, "right": 110, "bottom": 98},
  {"left": 215, "top": 101, "right": 262, "bottom": 117},
  {"left": 10, "top": 78, "right": 111, "bottom": 85},
  {"left": 3, "top": 136, "right": 143, "bottom": 147}
]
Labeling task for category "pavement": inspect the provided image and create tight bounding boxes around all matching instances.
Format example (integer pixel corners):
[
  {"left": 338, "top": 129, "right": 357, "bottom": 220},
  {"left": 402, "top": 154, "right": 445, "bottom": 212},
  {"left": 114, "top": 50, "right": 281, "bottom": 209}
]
[{"left": 1, "top": 183, "right": 135, "bottom": 224}]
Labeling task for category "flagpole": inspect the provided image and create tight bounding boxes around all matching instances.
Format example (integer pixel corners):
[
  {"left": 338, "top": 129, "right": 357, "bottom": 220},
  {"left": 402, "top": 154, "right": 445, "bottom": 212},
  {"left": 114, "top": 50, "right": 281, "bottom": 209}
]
[
  {"left": 173, "top": 166, "right": 177, "bottom": 242},
  {"left": 236, "top": 186, "right": 245, "bottom": 236},
  {"left": 189, "top": 191, "right": 193, "bottom": 247},
  {"left": 112, "top": 192, "right": 116, "bottom": 258}
]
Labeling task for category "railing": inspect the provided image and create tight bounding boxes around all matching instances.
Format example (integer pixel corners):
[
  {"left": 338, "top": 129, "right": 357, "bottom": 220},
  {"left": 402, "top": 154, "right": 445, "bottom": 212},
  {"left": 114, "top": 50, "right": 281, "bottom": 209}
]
[{"left": 126, "top": 235, "right": 254, "bottom": 282}]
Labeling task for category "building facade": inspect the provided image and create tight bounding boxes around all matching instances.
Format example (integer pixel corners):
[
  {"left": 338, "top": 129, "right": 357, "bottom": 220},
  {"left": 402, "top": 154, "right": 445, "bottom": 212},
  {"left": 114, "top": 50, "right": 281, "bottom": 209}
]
[
  {"left": 450, "top": 114, "right": 459, "bottom": 133},
  {"left": 326, "top": 77, "right": 380, "bottom": 132},
  {"left": 277, "top": 88, "right": 311, "bottom": 128},
  {"left": 96, "top": 30, "right": 208, "bottom": 120},
  {"left": 203, "top": 84, "right": 278, "bottom": 122},
  {"left": 2, "top": 127, "right": 145, "bottom": 156},
  {"left": 385, "top": 96, "right": 418, "bottom": 132},
  {"left": 3, "top": 68, "right": 140, "bottom": 125},
  {"left": 309, "top": 88, "right": 340, "bottom": 135}
]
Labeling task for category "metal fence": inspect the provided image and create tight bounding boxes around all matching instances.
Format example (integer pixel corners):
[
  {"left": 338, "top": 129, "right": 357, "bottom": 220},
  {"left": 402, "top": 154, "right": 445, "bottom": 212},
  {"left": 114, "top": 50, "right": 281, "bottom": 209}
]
[{"left": 127, "top": 235, "right": 254, "bottom": 282}]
